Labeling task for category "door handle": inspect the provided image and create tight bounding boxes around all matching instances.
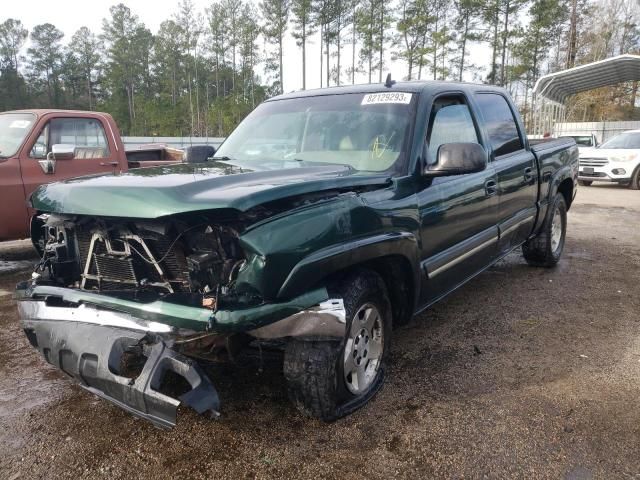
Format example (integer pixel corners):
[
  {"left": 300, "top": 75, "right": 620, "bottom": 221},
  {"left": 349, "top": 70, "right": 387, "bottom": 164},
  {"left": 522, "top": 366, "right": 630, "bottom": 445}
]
[
  {"left": 100, "top": 161, "right": 119, "bottom": 167},
  {"left": 485, "top": 179, "right": 497, "bottom": 197},
  {"left": 523, "top": 167, "right": 534, "bottom": 182}
]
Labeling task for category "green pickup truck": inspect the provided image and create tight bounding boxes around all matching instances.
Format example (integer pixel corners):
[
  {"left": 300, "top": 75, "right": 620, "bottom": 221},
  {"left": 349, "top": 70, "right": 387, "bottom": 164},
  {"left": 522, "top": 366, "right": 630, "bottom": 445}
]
[{"left": 17, "top": 81, "right": 578, "bottom": 428}]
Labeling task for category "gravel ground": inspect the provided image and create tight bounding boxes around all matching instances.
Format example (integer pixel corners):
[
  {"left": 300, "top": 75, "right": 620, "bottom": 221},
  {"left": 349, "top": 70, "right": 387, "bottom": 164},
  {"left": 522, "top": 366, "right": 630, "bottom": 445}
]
[{"left": 1, "top": 184, "right": 639, "bottom": 479}]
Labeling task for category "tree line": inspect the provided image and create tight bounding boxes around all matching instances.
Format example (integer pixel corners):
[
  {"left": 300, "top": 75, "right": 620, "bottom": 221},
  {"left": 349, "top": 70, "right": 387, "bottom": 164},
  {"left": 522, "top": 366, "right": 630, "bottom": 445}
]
[{"left": 0, "top": 0, "right": 638, "bottom": 136}]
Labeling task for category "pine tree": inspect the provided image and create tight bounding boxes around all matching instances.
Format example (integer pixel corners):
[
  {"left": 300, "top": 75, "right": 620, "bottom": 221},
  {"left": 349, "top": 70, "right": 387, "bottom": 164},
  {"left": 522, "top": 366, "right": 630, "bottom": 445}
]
[
  {"left": 291, "top": 0, "right": 315, "bottom": 89},
  {"left": 0, "top": 19, "right": 28, "bottom": 109},
  {"left": 101, "top": 4, "right": 151, "bottom": 134},
  {"left": 69, "top": 27, "right": 102, "bottom": 110},
  {"left": 261, "top": 0, "right": 291, "bottom": 93},
  {"left": 452, "top": 0, "right": 484, "bottom": 81},
  {"left": 27, "top": 23, "right": 64, "bottom": 106}
]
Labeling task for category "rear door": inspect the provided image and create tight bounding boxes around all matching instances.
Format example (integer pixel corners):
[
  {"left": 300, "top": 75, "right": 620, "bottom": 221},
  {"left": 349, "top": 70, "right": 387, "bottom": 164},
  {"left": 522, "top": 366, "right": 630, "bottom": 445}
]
[
  {"left": 418, "top": 93, "right": 499, "bottom": 305},
  {"left": 474, "top": 93, "right": 537, "bottom": 254},
  {"left": 20, "top": 114, "right": 118, "bottom": 205}
]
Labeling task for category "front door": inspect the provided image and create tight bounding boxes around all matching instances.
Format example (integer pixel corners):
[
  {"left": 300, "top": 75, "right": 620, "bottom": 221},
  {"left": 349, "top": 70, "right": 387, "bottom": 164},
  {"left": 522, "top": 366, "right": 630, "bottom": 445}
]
[
  {"left": 417, "top": 94, "right": 499, "bottom": 306},
  {"left": 474, "top": 93, "right": 537, "bottom": 254},
  {"left": 20, "top": 115, "right": 117, "bottom": 206}
]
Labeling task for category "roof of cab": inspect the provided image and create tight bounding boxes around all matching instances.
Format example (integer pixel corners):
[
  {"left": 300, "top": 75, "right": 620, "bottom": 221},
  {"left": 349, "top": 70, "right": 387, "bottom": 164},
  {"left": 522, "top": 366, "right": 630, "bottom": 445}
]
[
  {"left": 0, "top": 109, "right": 114, "bottom": 118},
  {"left": 267, "top": 80, "right": 508, "bottom": 101}
]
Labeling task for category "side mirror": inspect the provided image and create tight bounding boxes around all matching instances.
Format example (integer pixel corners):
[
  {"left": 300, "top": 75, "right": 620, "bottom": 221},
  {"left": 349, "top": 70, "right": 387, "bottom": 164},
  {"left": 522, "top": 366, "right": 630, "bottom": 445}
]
[
  {"left": 424, "top": 142, "right": 487, "bottom": 177},
  {"left": 37, "top": 144, "right": 76, "bottom": 174},
  {"left": 51, "top": 144, "right": 76, "bottom": 160}
]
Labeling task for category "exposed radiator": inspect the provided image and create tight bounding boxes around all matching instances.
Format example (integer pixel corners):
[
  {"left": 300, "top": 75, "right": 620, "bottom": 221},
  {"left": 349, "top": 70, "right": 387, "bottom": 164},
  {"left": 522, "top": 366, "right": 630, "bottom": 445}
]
[{"left": 75, "top": 228, "right": 189, "bottom": 292}]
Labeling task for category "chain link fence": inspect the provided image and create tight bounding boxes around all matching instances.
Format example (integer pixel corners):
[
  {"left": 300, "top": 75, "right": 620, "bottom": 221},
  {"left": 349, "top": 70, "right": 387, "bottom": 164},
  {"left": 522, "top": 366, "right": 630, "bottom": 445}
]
[{"left": 552, "top": 121, "right": 640, "bottom": 143}]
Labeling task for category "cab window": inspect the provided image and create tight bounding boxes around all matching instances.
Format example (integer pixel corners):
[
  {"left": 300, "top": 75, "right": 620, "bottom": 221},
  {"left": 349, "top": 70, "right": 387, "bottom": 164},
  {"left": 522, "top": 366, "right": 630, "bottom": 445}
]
[
  {"left": 29, "top": 125, "right": 48, "bottom": 158},
  {"left": 426, "top": 95, "right": 480, "bottom": 164},
  {"left": 475, "top": 93, "right": 523, "bottom": 157},
  {"left": 29, "top": 118, "right": 110, "bottom": 159}
]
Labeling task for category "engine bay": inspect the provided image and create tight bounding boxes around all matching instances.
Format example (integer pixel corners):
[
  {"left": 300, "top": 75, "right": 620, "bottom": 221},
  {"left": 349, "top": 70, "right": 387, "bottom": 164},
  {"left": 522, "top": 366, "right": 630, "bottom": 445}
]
[{"left": 32, "top": 213, "right": 249, "bottom": 308}]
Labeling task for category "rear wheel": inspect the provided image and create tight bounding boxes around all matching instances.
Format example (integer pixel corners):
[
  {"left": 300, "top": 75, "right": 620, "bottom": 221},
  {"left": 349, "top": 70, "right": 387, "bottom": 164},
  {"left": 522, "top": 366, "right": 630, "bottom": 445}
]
[
  {"left": 578, "top": 180, "right": 592, "bottom": 187},
  {"left": 283, "top": 269, "right": 391, "bottom": 421},
  {"left": 522, "top": 193, "right": 567, "bottom": 267}
]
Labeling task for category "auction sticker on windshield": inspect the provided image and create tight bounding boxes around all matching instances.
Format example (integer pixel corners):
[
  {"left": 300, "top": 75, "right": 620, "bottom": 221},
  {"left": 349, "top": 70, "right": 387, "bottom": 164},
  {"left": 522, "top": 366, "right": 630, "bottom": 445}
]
[{"left": 362, "top": 92, "right": 412, "bottom": 105}]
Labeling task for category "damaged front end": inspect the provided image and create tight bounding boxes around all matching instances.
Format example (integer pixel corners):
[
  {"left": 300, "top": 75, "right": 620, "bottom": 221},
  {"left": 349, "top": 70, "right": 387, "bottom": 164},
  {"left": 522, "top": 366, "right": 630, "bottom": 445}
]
[
  {"left": 18, "top": 297, "right": 220, "bottom": 428},
  {"left": 18, "top": 211, "right": 347, "bottom": 428}
]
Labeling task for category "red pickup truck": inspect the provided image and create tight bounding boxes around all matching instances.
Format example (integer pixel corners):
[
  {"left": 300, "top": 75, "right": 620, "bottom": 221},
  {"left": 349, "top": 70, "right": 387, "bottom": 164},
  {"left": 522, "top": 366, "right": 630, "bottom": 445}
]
[{"left": 0, "top": 110, "right": 188, "bottom": 241}]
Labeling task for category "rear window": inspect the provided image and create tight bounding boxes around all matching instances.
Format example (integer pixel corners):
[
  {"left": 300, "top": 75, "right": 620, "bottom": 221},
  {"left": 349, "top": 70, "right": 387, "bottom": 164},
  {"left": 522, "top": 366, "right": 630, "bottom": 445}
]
[{"left": 475, "top": 94, "right": 523, "bottom": 157}]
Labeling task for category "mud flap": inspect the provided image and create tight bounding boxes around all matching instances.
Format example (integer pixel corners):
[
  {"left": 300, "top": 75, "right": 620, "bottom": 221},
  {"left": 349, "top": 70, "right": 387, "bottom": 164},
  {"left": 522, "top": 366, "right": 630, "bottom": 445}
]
[{"left": 22, "top": 319, "right": 220, "bottom": 429}]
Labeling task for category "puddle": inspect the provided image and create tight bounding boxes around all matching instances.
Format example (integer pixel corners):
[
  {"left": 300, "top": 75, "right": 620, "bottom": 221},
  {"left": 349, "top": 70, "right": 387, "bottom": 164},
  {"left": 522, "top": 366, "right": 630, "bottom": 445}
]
[{"left": 0, "top": 260, "right": 35, "bottom": 274}]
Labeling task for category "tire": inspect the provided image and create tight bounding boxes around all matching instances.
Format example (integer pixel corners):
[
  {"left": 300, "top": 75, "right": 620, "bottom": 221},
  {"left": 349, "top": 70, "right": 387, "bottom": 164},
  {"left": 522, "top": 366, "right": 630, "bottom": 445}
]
[
  {"left": 522, "top": 193, "right": 567, "bottom": 268},
  {"left": 283, "top": 268, "right": 392, "bottom": 421},
  {"left": 629, "top": 166, "right": 640, "bottom": 190},
  {"left": 578, "top": 180, "right": 592, "bottom": 187}
]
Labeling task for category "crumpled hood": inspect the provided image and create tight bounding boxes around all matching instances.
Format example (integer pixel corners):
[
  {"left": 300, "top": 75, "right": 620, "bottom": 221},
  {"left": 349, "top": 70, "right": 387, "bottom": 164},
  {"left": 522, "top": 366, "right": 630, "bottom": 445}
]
[{"left": 30, "top": 162, "right": 391, "bottom": 218}]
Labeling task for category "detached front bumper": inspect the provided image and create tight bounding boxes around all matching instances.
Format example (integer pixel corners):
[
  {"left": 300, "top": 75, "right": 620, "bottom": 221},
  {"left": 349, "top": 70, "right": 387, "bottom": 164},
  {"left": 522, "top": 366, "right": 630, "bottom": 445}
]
[
  {"left": 16, "top": 283, "right": 346, "bottom": 428},
  {"left": 18, "top": 299, "right": 220, "bottom": 429}
]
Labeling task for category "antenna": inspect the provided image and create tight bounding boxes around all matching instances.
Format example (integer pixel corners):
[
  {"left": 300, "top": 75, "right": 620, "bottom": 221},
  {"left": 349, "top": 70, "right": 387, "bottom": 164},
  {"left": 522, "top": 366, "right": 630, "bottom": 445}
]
[{"left": 384, "top": 73, "right": 396, "bottom": 88}]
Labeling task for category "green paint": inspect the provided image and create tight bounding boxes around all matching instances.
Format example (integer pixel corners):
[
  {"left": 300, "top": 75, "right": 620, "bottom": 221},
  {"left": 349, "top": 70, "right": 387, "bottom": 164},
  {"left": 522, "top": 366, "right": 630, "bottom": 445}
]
[
  {"left": 30, "top": 161, "right": 390, "bottom": 218},
  {"left": 18, "top": 284, "right": 329, "bottom": 332}
]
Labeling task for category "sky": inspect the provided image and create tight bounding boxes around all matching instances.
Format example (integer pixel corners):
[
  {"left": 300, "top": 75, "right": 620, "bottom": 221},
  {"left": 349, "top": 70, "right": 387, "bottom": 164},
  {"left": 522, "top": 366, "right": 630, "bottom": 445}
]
[{"left": 4, "top": 0, "right": 492, "bottom": 92}]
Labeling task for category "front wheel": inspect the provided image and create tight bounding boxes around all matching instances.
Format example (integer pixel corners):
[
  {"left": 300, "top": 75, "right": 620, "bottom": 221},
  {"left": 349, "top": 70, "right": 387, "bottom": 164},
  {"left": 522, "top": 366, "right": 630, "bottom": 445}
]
[
  {"left": 522, "top": 193, "right": 567, "bottom": 267},
  {"left": 578, "top": 180, "right": 592, "bottom": 187},
  {"left": 283, "top": 269, "right": 392, "bottom": 421}
]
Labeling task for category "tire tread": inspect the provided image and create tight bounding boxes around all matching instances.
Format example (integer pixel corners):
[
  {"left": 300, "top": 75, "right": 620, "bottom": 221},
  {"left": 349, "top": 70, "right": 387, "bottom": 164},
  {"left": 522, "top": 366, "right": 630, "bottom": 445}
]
[{"left": 283, "top": 268, "right": 391, "bottom": 422}]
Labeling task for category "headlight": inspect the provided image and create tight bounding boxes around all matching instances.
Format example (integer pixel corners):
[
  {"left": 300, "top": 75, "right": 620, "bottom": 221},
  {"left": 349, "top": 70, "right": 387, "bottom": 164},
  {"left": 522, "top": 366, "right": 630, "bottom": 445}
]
[{"left": 609, "top": 153, "right": 638, "bottom": 162}]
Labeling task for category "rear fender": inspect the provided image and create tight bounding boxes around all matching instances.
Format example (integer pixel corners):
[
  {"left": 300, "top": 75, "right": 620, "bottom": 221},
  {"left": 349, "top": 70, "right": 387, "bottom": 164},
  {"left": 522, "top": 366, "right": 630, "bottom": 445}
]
[{"left": 534, "top": 158, "right": 578, "bottom": 233}]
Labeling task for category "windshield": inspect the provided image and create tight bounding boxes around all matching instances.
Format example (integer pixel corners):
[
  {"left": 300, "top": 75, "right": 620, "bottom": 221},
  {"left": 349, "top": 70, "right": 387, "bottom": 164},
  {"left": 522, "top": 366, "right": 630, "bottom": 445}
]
[
  {"left": 214, "top": 92, "right": 416, "bottom": 174},
  {"left": 561, "top": 135, "right": 593, "bottom": 147},
  {"left": 599, "top": 132, "right": 640, "bottom": 149},
  {"left": 0, "top": 113, "right": 36, "bottom": 157}
]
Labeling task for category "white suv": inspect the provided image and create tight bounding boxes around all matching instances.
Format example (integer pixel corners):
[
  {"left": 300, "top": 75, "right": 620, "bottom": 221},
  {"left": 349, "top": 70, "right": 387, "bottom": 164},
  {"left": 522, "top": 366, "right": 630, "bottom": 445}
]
[{"left": 578, "top": 129, "right": 640, "bottom": 189}]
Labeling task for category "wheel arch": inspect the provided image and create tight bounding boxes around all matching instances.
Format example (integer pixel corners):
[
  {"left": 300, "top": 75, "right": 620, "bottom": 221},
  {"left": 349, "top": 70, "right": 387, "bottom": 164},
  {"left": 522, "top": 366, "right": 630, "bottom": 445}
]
[
  {"left": 557, "top": 177, "right": 574, "bottom": 210},
  {"left": 276, "top": 232, "right": 420, "bottom": 327},
  {"left": 357, "top": 254, "right": 416, "bottom": 328}
]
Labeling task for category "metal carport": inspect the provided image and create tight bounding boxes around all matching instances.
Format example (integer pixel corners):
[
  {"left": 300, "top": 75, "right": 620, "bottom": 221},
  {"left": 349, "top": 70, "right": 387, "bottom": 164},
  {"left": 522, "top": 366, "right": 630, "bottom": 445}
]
[{"left": 531, "top": 54, "right": 640, "bottom": 135}]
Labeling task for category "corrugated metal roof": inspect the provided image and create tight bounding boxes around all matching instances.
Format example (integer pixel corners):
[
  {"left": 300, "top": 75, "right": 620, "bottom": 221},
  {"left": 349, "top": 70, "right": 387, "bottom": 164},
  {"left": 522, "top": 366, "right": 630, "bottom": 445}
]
[{"left": 533, "top": 54, "right": 640, "bottom": 103}]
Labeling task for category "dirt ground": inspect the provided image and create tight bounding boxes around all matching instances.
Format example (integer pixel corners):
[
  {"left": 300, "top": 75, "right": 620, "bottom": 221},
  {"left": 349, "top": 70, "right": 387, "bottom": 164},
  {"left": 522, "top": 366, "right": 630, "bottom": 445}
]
[{"left": 1, "top": 184, "right": 639, "bottom": 479}]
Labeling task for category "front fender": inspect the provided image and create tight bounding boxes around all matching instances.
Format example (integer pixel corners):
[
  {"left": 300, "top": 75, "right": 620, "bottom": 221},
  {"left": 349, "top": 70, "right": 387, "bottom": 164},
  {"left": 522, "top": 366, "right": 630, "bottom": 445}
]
[
  {"left": 277, "top": 231, "right": 421, "bottom": 299},
  {"left": 234, "top": 192, "right": 419, "bottom": 301}
]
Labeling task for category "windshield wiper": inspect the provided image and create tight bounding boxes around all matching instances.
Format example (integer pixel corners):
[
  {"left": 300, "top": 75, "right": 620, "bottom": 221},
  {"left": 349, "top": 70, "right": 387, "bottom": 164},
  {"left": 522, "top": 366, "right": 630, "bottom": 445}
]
[{"left": 211, "top": 155, "right": 234, "bottom": 161}]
